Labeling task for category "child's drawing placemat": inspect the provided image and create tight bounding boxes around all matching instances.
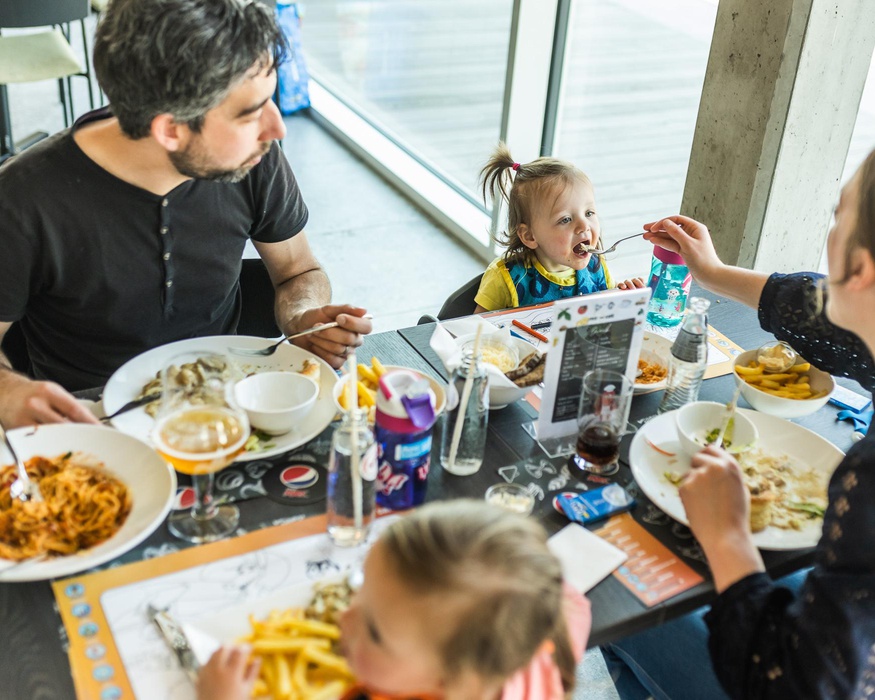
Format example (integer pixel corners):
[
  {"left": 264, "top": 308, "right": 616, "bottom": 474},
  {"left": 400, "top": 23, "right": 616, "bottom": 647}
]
[{"left": 53, "top": 515, "right": 397, "bottom": 700}]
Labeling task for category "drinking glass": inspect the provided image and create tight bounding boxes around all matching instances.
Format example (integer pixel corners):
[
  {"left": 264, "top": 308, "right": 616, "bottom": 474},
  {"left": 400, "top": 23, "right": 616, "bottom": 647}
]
[
  {"left": 151, "top": 351, "right": 249, "bottom": 543},
  {"left": 571, "top": 369, "right": 634, "bottom": 478}
]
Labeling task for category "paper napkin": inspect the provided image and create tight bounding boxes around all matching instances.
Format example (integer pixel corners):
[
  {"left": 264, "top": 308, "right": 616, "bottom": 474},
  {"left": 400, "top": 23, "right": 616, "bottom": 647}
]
[{"left": 547, "top": 523, "right": 628, "bottom": 593}]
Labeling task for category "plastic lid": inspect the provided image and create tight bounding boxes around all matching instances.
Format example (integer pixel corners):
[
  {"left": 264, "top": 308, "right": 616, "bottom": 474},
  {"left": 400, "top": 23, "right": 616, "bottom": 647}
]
[
  {"left": 652, "top": 245, "right": 686, "bottom": 266},
  {"left": 375, "top": 369, "right": 436, "bottom": 430}
]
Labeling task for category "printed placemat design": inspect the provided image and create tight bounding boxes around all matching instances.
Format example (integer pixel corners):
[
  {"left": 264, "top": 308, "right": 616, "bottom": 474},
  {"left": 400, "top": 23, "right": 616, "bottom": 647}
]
[{"left": 595, "top": 512, "right": 704, "bottom": 606}]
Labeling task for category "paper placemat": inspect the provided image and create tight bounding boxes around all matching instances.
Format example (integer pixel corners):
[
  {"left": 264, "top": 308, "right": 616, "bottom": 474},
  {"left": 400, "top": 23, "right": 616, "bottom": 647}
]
[
  {"left": 53, "top": 515, "right": 397, "bottom": 700},
  {"left": 595, "top": 513, "right": 705, "bottom": 606}
]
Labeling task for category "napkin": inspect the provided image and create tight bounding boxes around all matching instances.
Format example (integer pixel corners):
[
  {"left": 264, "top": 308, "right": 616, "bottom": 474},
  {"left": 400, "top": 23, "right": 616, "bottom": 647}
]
[
  {"left": 428, "top": 321, "right": 524, "bottom": 392},
  {"left": 547, "top": 523, "right": 628, "bottom": 593}
]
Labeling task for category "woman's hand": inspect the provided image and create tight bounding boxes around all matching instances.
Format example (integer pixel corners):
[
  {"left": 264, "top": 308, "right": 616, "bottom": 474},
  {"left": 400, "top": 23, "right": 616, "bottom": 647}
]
[
  {"left": 679, "top": 446, "right": 764, "bottom": 592},
  {"left": 642, "top": 215, "right": 769, "bottom": 309},
  {"left": 197, "top": 645, "right": 261, "bottom": 700},
  {"left": 642, "top": 215, "right": 725, "bottom": 287}
]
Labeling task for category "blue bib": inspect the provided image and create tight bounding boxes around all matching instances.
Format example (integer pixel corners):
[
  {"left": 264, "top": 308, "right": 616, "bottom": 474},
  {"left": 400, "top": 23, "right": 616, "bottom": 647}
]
[{"left": 505, "top": 258, "right": 608, "bottom": 306}]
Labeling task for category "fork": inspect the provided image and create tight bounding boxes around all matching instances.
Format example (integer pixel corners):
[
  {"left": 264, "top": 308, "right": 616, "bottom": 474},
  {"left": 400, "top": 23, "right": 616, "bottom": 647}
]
[
  {"left": 585, "top": 232, "right": 647, "bottom": 256},
  {"left": 229, "top": 314, "right": 374, "bottom": 357},
  {"left": 0, "top": 418, "right": 42, "bottom": 503}
]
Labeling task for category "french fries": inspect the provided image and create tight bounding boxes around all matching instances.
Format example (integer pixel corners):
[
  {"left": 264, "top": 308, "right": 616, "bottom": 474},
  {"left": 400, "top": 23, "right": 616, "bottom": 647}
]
[
  {"left": 337, "top": 357, "right": 387, "bottom": 420},
  {"left": 735, "top": 359, "right": 828, "bottom": 400},
  {"left": 241, "top": 607, "right": 354, "bottom": 700}
]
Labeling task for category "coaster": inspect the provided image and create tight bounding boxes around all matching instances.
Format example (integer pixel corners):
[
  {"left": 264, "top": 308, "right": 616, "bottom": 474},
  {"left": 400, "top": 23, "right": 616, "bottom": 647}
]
[{"left": 262, "top": 460, "right": 327, "bottom": 505}]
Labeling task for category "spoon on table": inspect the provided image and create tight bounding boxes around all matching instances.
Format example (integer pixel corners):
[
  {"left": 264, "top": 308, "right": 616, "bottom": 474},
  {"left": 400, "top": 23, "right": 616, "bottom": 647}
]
[
  {"left": 0, "top": 419, "right": 42, "bottom": 503},
  {"left": 584, "top": 232, "right": 647, "bottom": 256},
  {"left": 229, "top": 314, "right": 374, "bottom": 357}
]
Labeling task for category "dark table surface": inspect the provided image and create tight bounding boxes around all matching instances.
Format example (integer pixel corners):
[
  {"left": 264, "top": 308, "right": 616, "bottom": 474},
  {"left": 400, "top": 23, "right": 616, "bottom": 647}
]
[{"left": 0, "top": 288, "right": 863, "bottom": 699}]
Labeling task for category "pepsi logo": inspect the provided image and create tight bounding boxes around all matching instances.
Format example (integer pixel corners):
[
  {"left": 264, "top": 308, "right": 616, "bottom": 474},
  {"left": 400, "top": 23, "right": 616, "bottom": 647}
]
[
  {"left": 280, "top": 465, "right": 320, "bottom": 490},
  {"left": 552, "top": 491, "right": 578, "bottom": 516},
  {"left": 173, "top": 486, "right": 196, "bottom": 511}
]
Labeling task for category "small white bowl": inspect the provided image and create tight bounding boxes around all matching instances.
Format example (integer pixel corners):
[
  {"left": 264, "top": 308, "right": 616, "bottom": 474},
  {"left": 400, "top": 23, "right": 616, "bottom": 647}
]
[
  {"left": 235, "top": 371, "right": 319, "bottom": 435},
  {"left": 456, "top": 334, "right": 539, "bottom": 409},
  {"left": 675, "top": 401, "right": 759, "bottom": 455},
  {"left": 733, "top": 349, "right": 834, "bottom": 419}
]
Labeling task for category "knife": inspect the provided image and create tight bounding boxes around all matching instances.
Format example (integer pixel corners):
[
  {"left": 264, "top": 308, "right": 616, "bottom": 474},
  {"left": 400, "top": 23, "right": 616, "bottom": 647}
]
[
  {"left": 100, "top": 392, "right": 161, "bottom": 423},
  {"left": 148, "top": 604, "right": 201, "bottom": 683}
]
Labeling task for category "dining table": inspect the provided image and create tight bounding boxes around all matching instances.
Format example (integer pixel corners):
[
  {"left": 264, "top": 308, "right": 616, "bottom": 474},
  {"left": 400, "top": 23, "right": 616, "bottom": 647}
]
[{"left": 0, "top": 286, "right": 862, "bottom": 699}]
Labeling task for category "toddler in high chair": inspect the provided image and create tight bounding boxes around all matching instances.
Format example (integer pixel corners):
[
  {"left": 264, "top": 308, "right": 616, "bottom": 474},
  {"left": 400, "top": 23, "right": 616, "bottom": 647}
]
[
  {"left": 197, "top": 500, "right": 591, "bottom": 700},
  {"left": 474, "top": 143, "right": 644, "bottom": 313}
]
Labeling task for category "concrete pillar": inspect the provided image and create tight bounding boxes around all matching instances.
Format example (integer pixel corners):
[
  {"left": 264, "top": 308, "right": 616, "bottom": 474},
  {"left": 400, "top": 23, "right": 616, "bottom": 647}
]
[{"left": 681, "top": 0, "right": 875, "bottom": 271}]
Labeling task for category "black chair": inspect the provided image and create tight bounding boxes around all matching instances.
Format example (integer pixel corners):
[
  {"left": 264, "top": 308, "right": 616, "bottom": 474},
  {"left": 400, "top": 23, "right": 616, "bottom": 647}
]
[
  {"left": 238, "top": 257, "right": 281, "bottom": 338},
  {"left": 418, "top": 274, "right": 483, "bottom": 325}
]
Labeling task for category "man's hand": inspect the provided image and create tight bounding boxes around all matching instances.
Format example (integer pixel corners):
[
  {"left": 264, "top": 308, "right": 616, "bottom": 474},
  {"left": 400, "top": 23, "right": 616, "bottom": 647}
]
[
  {"left": 289, "top": 305, "right": 372, "bottom": 369},
  {"left": 0, "top": 370, "right": 99, "bottom": 428}
]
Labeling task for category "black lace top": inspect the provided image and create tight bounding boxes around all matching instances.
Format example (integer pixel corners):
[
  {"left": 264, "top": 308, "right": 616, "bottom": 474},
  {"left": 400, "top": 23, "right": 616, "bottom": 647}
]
[{"left": 705, "top": 272, "right": 875, "bottom": 698}]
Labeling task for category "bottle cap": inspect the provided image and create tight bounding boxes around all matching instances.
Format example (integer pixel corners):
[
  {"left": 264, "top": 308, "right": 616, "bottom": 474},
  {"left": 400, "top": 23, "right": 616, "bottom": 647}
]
[
  {"left": 652, "top": 246, "right": 686, "bottom": 266},
  {"left": 376, "top": 369, "right": 437, "bottom": 432}
]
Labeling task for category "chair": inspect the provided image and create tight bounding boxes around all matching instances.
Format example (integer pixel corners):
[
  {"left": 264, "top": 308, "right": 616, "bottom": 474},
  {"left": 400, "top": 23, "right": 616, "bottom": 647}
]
[
  {"left": 418, "top": 274, "right": 484, "bottom": 325},
  {"left": 0, "top": 0, "right": 93, "bottom": 160},
  {"left": 238, "top": 258, "right": 282, "bottom": 338}
]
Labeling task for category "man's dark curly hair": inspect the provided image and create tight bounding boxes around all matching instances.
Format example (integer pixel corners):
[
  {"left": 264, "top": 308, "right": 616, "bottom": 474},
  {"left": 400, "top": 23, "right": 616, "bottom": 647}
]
[{"left": 94, "top": 0, "right": 287, "bottom": 139}]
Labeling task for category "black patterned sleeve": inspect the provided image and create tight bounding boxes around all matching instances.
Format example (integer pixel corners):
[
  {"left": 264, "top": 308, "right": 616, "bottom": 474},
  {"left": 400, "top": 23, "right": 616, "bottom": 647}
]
[{"left": 758, "top": 272, "right": 875, "bottom": 392}]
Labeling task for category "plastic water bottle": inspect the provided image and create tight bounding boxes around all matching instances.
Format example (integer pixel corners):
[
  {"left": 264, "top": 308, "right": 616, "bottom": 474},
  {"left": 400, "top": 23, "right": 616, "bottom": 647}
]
[
  {"left": 327, "top": 408, "right": 377, "bottom": 546},
  {"left": 658, "top": 297, "right": 710, "bottom": 413},
  {"left": 646, "top": 247, "right": 692, "bottom": 327}
]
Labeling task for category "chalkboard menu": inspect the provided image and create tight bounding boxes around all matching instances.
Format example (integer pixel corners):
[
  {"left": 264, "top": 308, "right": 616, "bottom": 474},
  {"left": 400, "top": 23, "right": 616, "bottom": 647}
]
[
  {"left": 551, "top": 318, "right": 635, "bottom": 423},
  {"left": 538, "top": 287, "right": 650, "bottom": 440}
]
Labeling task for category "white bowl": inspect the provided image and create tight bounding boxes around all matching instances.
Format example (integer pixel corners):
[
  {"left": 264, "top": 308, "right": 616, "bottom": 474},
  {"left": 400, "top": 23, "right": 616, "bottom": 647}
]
[
  {"left": 235, "top": 371, "right": 319, "bottom": 435},
  {"left": 634, "top": 332, "right": 671, "bottom": 395},
  {"left": 456, "top": 334, "right": 540, "bottom": 409},
  {"left": 733, "top": 349, "right": 834, "bottom": 419},
  {"left": 332, "top": 365, "right": 447, "bottom": 423},
  {"left": 675, "top": 401, "right": 759, "bottom": 455}
]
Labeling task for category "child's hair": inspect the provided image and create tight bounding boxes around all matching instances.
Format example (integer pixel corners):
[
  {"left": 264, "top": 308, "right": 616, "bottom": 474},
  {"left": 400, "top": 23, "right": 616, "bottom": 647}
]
[
  {"left": 380, "top": 500, "right": 576, "bottom": 695},
  {"left": 481, "top": 142, "right": 593, "bottom": 265}
]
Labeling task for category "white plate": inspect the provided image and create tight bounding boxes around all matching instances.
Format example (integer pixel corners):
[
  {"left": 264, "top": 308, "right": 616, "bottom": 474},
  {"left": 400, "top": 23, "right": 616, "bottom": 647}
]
[
  {"left": 0, "top": 424, "right": 175, "bottom": 581},
  {"left": 628, "top": 407, "right": 843, "bottom": 550},
  {"left": 103, "top": 336, "right": 338, "bottom": 461},
  {"left": 634, "top": 332, "right": 672, "bottom": 395},
  {"left": 183, "top": 579, "right": 321, "bottom": 666}
]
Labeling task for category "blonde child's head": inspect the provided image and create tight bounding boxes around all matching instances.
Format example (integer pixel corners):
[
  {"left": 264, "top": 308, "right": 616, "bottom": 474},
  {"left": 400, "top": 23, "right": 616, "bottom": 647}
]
[
  {"left": 481, "top": 143, "right": 602, "bottom": 274},
  {"left": 340, "top": 500, "right": 575, "bottom": 699}
]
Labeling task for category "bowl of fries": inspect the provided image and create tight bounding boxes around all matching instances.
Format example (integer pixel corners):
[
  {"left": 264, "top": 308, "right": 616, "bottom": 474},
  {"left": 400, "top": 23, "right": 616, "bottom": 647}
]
[
  {"left": 733, "top": 349, "right": 834, "bottom": 418},
  {"left": 333, "top": 357, "right": 446, "bottom": 424}
]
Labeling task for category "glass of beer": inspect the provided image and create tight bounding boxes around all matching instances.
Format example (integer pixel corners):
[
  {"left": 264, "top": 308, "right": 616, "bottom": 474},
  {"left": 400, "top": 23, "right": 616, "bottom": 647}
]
[
  {"left": 571, "top": 369, "right": 633, "bottom": 478},
  {"left": 151, "top": 351, "right": 249, "bottom": 543}
]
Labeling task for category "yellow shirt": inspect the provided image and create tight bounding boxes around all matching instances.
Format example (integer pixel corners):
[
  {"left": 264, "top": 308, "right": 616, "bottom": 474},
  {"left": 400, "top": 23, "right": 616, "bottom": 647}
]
[{"left": 474, "top": 257, "right": 614, "bottom": 311}]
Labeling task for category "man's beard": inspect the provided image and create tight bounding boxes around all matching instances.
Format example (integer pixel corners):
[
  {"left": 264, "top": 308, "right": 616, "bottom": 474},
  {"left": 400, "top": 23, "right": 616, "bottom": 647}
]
[{"left": 169, "top": 141, "right": 271, "bottom": 183}]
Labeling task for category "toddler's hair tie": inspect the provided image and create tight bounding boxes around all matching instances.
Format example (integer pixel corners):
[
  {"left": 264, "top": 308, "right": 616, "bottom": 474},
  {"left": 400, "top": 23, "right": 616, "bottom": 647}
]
[{"left": 512, "top": 162, "right": 520, "bottom": 171}]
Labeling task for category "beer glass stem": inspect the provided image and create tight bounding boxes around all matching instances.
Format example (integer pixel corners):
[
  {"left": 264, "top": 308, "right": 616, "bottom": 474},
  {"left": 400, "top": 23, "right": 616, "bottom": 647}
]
[{"left": 191, "top": 473, "right": 217, "bottom": 520}]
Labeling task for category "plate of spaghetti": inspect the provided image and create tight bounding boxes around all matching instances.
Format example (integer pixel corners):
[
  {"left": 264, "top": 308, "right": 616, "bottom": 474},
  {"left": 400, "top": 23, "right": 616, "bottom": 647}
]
[{"left": 0, "top": 424, "right": 175, "bottom": 581}]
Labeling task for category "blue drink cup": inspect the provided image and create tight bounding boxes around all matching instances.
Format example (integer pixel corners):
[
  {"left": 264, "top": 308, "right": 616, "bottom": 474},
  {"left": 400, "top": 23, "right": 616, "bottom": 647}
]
[{"left": 374, "top": 369, "right": 437, "bottom": 510}]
